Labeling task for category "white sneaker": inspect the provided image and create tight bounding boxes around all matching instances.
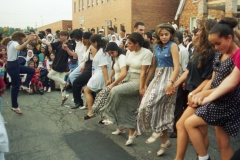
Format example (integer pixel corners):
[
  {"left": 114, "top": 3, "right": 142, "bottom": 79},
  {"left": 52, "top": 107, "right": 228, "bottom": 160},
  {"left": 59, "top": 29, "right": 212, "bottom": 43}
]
[
  {"left": 79, "top": 106, "right": 87, "bottom": 110},
  {"left": 47, "top": 88, "right": 51, "bottom": 93},
  {"left": 112, "top": 128, "right": 125, "bottom": 135},
  {"left": 21, "top": 85, "right": 29, "bottom": 90}
]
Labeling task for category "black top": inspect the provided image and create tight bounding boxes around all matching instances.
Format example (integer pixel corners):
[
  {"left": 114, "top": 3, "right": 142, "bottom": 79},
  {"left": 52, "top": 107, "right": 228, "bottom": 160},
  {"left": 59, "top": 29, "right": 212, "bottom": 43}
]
[
  {"left": 186, "top": 49, "right": 215, "bottom": 91},
  {"left": 51, "top": 41, "right": 73, "bottom": 72}
]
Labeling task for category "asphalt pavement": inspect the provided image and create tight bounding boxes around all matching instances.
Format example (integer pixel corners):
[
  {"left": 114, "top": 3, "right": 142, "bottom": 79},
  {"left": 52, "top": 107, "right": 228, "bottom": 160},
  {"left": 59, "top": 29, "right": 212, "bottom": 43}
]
[{"left": 1, "top": 89, "right": 240, "bottom": 160}]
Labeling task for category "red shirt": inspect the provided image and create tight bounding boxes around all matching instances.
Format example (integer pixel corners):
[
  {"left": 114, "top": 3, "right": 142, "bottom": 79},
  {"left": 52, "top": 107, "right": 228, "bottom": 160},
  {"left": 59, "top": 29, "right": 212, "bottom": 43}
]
[
  {"left": 0, "top": 77, "right": 6, "bottom": 97},
  {"left": 231, "top": 48, "right": 240, "bottom": 70}
]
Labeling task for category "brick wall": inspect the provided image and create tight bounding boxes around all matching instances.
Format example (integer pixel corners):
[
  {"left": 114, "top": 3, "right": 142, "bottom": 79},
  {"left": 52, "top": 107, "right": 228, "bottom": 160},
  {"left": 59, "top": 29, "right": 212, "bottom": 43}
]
[
  {"left": 131, "top": 0, "right": 180, "bottom": 31},
  {"left": 179, "top": 0, "right": 223, "bottom": 31},
  {"left": 72, "top": 0, "right": 132, "bottom": 35},
  {"left": 37, "top": 20, "right": 72, "bottom": 34},
  {"left": 72, "top": 0, "right": 180, "bottom": 35},
  {"left": 179, "top": 0, "right": 198, "bottom": 29}
]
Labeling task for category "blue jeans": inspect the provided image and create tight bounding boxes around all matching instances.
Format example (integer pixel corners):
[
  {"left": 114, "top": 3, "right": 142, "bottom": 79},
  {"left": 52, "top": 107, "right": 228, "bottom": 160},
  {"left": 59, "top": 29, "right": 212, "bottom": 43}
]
[
  {"left": 68, "top": 65, "right": 82, "bottom": 84},
  {"left": 7, "top": 60, "right": 35, "bottom": 108}
]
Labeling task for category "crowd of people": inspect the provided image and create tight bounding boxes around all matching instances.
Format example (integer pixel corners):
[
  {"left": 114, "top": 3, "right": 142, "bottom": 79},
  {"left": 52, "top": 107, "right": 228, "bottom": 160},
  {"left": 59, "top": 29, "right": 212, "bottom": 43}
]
[{"left": 0, "top": 18, "right": 240, "bottom": 160}]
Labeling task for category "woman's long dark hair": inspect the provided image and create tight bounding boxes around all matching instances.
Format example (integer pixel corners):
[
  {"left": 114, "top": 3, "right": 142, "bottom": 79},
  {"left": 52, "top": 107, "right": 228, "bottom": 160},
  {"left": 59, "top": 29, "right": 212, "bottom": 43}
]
[
  {"left": 191, "top": 19, "right": 217, "bottom": 68},
  {"left": 90, "top": 34, "right": 107, "bottom": 51},
  {"left": 105, "top": 42, "right": 125, "bottom": 69}
]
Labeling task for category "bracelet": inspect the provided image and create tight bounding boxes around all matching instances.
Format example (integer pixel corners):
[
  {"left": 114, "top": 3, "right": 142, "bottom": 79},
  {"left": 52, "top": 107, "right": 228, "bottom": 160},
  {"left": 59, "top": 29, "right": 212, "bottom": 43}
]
[{"left": 168, "top": 80, "right": 174, "bottom": 84}]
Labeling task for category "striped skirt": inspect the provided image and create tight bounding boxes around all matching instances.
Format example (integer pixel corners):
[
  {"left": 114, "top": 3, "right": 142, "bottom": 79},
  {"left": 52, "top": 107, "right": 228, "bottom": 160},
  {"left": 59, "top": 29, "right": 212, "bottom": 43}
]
[
  {"left": 137, "top": 67, "right": 176, "bottom": 134},
  {"left": 102, "top": 72, "right": 140, "bottom": 129}
]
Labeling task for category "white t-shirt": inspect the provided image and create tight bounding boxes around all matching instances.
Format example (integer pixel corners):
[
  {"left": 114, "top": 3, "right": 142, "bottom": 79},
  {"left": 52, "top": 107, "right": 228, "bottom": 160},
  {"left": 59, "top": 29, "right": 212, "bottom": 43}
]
[
  {"left": 113, "top": 54, "right": 126, "bottom": 79},
  {"left": 7, "top": 41, "right": 19, "bottom": 61},
  {"left": 46, "top": 60, "right": 53, "bottom": 70},
  {"left": 126, "top": 48, "right": 153, "bottom": 73},
  {"left": 75, "top": 41, "right": 85, "bottom": 66},
  {"left": 172, "top": 24, "right": 178, "bottom": 30},
  {"left": 83, "top": 45, "right": 93, "bottom": 62},
  {"left": 178, "top": 43, "right": 189, "bottom": 74}
]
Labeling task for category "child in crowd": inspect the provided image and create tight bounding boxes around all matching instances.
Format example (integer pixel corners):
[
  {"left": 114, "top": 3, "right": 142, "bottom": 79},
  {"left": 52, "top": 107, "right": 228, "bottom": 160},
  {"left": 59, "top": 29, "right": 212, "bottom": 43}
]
[
  {"left": 31, "top": 54, "right": 39, "bottom": 68},
  {"left": 26, "top": 50, "right": 34, "bottom": 65},
  {"left": 28, "top": 61, "right": 40, "bottom": 94},
  {"left": 44, "top": 53, "right": 55, "bottom": 93},
  {"left": 38, "top": 46, "right": 47, "bottom": 63}
]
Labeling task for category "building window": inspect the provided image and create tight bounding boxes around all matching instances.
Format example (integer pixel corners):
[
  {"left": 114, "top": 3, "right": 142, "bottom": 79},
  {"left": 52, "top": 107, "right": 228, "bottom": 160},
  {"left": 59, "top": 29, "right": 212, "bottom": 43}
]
[
  {"left": 102, "top": 0, "right": 104, "bottom": 4},
  {"left": 74, "top": 2, "right": 76, "bottom": 13},
  {"left": 114, "top": 25, "right": 117, "bottom": 33},
  {"left": 79, "top": 0, "right": 81, "bottom": 11},
  {"left": 120, "top": 24, "right": 125, "bottom": 31},
  {"left": 107, "top": 0, "right": 110, "bottom": 2},
  {"left": 82, "top": 0, "right": 84, "bottom": 10},
  {"left": 88, "top": 0, "right": 90, "bottom": 7},
  {"left": 96, "top": 0, "right": 99, "bottom": 5},
  {"left": 92, "top": 0, "right": 94, "bottom": 6}
]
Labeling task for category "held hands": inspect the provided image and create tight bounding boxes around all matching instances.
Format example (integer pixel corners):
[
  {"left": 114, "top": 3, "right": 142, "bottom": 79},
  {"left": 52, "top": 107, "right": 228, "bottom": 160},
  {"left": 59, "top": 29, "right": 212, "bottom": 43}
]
[
  {"left": 28, "top": 34, "right": 35, "bottom": 41},
  {"left": 188, "top": 91, "right": 209, "bottom": 107},
  {"left": 182, "top": 82, "right": 186, "bottom": 90},
  {"left": 80, "top": 67, "right": 85, "bottom": 73},
  {"left": 139, "top": 87, "right": 146, "bottom": 97},
  {"left": 105, "top": 79, "right": 111, "bottom": 86},
  {"left": 165, "top": 82, "right": 175, "bottom": 95}
]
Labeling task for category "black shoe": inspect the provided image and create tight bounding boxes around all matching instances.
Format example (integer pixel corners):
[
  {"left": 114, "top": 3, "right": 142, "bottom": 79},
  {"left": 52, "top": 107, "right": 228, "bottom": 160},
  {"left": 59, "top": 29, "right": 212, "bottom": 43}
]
[
  {"left": 71, "top": 103, "right": 81, "bottom": 109},
  {"left": 169, "top": 131, "right": 177, "bottom": 138}
]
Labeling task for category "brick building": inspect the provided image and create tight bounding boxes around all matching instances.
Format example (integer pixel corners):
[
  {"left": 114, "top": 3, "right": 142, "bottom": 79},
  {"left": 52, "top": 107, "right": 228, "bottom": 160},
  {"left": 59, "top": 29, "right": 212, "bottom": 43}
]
[
  {"left": 72, "top": 0, "right": 180, "bottom": 35},
  {"left": 37, "top": 20, "right": 72, "bottom": 34},
  {"left": 175, "top": 0, "right": 240, "bottom": 32}
]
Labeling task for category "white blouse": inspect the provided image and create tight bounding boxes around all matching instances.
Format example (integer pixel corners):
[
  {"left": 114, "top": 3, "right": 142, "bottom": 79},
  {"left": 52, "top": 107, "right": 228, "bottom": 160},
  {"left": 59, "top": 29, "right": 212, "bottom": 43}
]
[
  {"left": 113, "top": 54, "right": 126, "bottom": 79},
  {"left": 126, "top": 47, "right": 152, "bottom": 73}
]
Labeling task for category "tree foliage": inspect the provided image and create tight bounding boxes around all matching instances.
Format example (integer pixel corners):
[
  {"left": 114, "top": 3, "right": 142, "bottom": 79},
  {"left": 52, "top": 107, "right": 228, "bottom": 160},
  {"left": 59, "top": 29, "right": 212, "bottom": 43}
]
[{"left": 0, "top": 26, "right": 37, "bottom": 36}]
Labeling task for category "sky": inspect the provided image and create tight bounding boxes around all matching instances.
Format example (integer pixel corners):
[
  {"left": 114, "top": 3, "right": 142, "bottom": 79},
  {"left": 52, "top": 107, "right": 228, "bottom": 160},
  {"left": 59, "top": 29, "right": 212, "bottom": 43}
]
[{"left": 0, "top": 0, "right": 72, "bottom": 29}]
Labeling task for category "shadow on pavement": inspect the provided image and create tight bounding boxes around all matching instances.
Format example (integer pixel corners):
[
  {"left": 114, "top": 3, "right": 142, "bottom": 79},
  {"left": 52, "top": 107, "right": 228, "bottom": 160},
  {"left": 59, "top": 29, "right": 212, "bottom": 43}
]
[{"left": 64, "top": 130, "right": 136, "bottom": 160}]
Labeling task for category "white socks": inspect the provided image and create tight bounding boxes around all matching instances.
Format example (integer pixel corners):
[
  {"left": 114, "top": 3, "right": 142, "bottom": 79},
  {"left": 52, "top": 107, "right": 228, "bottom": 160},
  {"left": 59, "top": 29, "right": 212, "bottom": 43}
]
[{"left": 198, "top": 154, "right": 209, "bottom": 160}]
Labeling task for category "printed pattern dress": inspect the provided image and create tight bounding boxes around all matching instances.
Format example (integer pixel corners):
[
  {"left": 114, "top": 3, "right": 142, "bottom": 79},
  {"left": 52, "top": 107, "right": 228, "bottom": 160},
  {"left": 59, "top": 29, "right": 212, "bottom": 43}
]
[
  {"left": 195, "top": 52, "right": 240, "bottom": 137},
  {"left": 137, "top": 41, "right": 177, "bottom": 134}
]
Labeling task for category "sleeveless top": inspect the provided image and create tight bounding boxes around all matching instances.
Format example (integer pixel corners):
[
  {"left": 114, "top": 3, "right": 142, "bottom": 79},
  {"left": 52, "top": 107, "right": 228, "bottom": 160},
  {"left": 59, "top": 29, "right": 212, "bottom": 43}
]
[{"left": 154, "top": 41, "right": 174, "bottom": 68}]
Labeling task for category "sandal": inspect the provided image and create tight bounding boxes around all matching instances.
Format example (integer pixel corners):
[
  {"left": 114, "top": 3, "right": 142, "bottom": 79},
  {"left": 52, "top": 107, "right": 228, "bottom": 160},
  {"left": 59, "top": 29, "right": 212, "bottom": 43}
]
[
  {"left": 83, "top": 115, "right": 95, "bottom": 120},
  {"left": 98, "top": 120, "right": 104, "bottom": 124},
  {"left": 157, "top": 140, "right": 171, "bottom": 156},
  {"left": 61, "top": 82, "right": 69, "bottom": 92},
  {"left": 103, "top": 120, "right": 113, "bottom": 125},
  {"left": 61, "top": 95, "right": 69, "bottom": 106},
  {"left": 11, "top": 108, "right": 23, "bottom": 115},
  {"left": 146, "top": 132, "right": 163, "bottom": 144}
]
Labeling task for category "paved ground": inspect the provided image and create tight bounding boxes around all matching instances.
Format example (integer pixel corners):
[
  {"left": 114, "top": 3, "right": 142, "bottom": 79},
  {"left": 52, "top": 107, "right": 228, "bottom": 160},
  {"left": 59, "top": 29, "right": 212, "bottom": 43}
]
[{"left": 1, "top": 89, "right": 240, "bottom": 160}]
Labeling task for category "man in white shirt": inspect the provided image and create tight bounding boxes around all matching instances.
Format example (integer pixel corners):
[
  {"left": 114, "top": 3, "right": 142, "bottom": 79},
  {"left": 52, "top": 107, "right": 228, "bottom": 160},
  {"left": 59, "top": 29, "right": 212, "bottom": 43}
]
[
  {"left": 68, "top": 29, "right": 85, "bottom": 85},
  {"left": 172, "top": 21, "right": 178, "bottom": 30}
]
